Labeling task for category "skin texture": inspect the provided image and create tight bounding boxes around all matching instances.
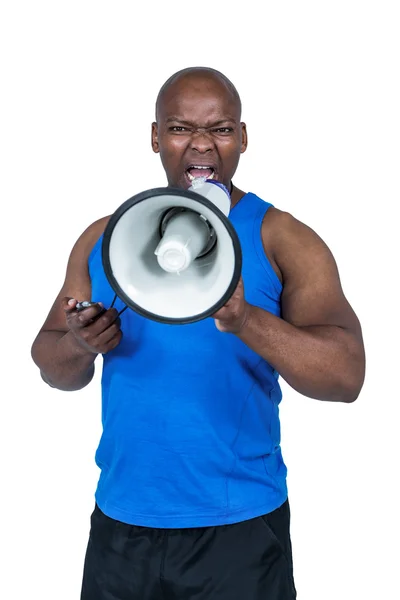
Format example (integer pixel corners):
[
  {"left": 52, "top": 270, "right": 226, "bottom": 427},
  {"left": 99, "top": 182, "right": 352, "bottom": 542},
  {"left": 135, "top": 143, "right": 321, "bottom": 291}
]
[{"left": 31, "top": 67, "right": 365, "bottom": 401}]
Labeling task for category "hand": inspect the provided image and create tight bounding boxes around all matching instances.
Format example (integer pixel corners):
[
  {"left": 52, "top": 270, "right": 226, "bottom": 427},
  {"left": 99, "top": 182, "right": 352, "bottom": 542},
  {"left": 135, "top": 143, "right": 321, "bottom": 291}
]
[
  {"left": 62, "top": 298, "right": 123, "bottom": 355},
  {"left": 212, "top": 278, "right": 250, "bottom": 334}
]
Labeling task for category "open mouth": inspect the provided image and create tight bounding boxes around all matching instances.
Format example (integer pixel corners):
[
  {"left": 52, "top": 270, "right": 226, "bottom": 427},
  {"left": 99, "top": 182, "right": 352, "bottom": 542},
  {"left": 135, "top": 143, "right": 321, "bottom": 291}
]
[{"left": 185, "top": 165, "right": 216, "bottom": 182}]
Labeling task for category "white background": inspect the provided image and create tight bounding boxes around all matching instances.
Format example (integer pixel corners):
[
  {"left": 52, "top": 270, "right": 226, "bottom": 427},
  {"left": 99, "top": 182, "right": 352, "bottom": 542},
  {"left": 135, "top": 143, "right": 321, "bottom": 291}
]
[{"left": 1, "top": 1, "right": 399, "bottom": 598}]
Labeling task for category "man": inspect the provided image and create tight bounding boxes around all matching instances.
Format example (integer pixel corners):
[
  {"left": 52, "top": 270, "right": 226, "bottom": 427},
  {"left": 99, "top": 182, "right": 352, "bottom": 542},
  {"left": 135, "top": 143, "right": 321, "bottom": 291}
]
[{"left": 31, "top": 67, "right": 365, "bottom": 599}]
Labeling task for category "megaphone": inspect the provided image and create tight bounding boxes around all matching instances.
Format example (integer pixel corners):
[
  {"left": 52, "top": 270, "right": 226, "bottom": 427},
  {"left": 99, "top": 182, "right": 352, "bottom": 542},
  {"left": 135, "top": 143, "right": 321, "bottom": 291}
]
[{"left": 102, "top": 178, "right": 242, "bottom": 324}]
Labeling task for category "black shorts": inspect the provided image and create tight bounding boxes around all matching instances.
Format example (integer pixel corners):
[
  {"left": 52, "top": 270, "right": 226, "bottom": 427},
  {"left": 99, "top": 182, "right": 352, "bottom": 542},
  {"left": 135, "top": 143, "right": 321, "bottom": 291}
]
[{"left": 80, "top": 500, "right": 296, "bottom": 599}]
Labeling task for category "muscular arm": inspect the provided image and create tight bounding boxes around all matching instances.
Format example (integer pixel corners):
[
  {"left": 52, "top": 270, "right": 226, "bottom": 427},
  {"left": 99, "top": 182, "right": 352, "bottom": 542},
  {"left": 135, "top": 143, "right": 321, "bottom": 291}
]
[
  {"left": 237, "top": 210, "right": 365, "bottom": 403},
  {"left": 31, "top": 218, "right": 109, "bottom": 391}
]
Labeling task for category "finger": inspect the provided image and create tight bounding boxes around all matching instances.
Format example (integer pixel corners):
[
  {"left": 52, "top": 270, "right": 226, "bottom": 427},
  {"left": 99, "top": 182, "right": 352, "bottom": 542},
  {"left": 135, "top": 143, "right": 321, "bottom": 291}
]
[
  {"left": 95, "top": 323, "right": 123, "bottom": 348},
  {"left": 212, "top": 305, "right": 231, "bottom": 319},
  {"left": 62, "top": 298, "right": 103, "bottom": 314},
  {"left": 102, "top": 330, "right": 123, "bottom": 353},
  {"left": 83, "top": 307, "right": 120, "bottom": 336},
  {"left": 69, "top": 303, "right": 106, "bottom": 328},
  {"left": 62, "top": 297, "right": 78, "bottom": 313}
]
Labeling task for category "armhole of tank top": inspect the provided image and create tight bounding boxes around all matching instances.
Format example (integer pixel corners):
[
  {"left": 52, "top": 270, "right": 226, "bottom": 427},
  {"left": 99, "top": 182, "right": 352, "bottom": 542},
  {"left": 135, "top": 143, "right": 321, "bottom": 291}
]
[
  {"left": 87, "top": 234, "right": 103, "bottom": 277},
  {"left": 252, "top": 203, "right": 283, "bottom": 297}
]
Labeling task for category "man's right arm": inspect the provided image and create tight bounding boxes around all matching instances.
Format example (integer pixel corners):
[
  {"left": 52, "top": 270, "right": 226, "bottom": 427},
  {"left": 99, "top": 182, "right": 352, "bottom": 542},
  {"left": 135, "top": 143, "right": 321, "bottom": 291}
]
[
  {"left": 34, "top": 326, "right": 97, "bottom": 392},
  {"left": 31, "top": 217, "right": 122, "bottom": 392}
]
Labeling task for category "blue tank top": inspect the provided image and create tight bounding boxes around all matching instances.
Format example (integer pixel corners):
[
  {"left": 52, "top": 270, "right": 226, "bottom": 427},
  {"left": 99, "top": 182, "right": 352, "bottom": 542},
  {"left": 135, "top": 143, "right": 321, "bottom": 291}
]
[{"left": 88, "top": 192, "right": 287, "bottom": 528}]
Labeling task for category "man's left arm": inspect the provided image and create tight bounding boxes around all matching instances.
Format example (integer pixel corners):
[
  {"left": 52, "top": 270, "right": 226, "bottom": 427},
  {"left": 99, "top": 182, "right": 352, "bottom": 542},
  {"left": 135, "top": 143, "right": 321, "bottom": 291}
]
[{"left": 213, "top": 211, "right": 365, "bottom": 403}]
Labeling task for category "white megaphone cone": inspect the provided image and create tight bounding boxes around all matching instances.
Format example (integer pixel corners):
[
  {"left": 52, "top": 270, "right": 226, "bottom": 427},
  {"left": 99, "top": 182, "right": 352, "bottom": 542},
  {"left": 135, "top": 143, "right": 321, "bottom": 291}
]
[{"left": 102, "top": 178, "right": 242, "bottom": 324}]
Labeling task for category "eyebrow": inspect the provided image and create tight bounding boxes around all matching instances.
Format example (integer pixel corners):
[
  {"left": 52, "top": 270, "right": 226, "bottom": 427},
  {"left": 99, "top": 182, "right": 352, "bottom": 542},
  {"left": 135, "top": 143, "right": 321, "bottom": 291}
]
[{"left": 165, "top": 117, "right": 237, "bottom": 126}]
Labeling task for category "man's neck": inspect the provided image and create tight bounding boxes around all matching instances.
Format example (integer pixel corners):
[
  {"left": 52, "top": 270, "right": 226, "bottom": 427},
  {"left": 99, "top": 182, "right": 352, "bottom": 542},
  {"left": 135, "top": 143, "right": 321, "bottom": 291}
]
[{"left": 230, "top": 183, "right": 246, "bottom": 209}]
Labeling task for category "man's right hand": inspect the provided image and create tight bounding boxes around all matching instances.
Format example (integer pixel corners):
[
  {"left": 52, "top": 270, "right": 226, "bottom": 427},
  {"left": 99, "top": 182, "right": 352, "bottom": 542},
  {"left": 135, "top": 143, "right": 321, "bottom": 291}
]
[{"left": 63, "top": 298, "right": 123, "bottom": 355}]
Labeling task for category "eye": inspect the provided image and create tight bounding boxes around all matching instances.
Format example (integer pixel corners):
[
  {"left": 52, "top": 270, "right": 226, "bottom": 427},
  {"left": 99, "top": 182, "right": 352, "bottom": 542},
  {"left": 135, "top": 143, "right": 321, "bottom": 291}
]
[
  {"left": 213, "top": 127, "right": 234, "bottom": 134},
  {"left": 169, "top": 126, "right": 188, "bottom": 132}
]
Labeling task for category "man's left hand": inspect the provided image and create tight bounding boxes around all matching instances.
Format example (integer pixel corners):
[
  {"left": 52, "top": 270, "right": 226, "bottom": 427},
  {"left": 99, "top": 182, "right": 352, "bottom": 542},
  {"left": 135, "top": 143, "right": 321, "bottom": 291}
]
[{"left": 212, "top": 277, "right": 250, "bottom": 334}]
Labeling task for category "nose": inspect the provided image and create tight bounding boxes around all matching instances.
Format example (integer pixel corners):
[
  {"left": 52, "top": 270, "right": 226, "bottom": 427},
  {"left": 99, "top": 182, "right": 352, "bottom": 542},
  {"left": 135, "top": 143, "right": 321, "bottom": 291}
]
[{"left": 191, "top": 129, "right": 214, "bottom": 153}]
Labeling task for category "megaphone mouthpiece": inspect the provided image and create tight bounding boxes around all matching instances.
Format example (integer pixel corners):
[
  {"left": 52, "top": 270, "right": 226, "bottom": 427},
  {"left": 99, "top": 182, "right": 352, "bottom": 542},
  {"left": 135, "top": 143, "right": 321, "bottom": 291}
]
[
  {"left": 190, "top": 176, "right": 207, "bottom": 189},
  {"left": 188, "top": 178, "right": 231, "bottom": 216}
]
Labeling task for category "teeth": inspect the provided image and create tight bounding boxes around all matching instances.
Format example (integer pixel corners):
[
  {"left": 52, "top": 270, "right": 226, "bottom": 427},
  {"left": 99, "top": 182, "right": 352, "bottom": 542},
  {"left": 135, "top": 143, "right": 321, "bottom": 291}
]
[{"left": 186, "top": 166, "right": 215, "bottom": 181}]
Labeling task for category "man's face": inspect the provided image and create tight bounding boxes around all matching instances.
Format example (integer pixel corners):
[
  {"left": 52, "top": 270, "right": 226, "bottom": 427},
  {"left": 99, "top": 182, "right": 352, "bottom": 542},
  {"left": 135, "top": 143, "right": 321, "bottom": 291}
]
[{"left": 152, "top": 77, "right": 247, "bottom": 190}]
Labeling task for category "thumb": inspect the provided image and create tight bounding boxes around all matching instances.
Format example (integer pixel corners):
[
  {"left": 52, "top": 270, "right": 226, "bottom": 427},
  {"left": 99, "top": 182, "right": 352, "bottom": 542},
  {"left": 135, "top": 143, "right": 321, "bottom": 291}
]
[{"left": 62, "top": 297, "right": 78, "bottom": 313}]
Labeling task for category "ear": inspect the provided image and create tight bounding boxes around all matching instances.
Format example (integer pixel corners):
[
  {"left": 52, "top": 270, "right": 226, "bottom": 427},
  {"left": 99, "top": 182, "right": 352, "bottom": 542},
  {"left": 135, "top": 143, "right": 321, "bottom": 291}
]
[
  {"left": 151, "top": 122, "right": 159, "bottom": 153},
  {"left": 240, "top": 123, "right": 248, "bottom": 154}
]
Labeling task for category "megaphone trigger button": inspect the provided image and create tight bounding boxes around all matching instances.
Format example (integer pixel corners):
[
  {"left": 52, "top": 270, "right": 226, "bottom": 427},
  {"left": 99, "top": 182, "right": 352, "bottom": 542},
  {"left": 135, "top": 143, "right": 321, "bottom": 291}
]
[{"left": 76, "top": 300, "right": 96, "bottom": 311}]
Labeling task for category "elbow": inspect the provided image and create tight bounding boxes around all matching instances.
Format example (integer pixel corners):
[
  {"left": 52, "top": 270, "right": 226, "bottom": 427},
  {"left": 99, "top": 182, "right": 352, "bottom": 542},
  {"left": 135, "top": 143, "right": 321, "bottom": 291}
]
[
  {"left": 40, "top": 369, "right": 57, "bottom": 388},
  {"left": 30, "top": 337, "right": 40, "bottom": 367},
  {"left": 322, "top": 385, "right": 360, "bottom": 404},
  {"left": 324, "top": 382, "right": 362, "bottom": 404},
  {"left": 341, "top": 388, "right": 361, "bottom": 404},
  {"left": 336, "top": 340, "right": 365, "bottom": 403},
  {"left": 319, "top": 358, "right": 365, "bottom": 403},
  {"left": 31, "top": 341, "right": 53, "bottom": 387},
  {"left": 339, "top": 362, "right": 366, "bottom": 404},
  {"left": 39, "top": 370, "right": 92, "bottom": 392}
]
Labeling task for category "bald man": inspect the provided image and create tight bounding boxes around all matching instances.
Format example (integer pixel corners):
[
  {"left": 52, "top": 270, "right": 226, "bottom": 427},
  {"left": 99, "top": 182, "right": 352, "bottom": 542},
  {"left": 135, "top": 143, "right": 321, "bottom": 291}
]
[{"left": 31, "top": 67, "right": 365, "bottom": 600}]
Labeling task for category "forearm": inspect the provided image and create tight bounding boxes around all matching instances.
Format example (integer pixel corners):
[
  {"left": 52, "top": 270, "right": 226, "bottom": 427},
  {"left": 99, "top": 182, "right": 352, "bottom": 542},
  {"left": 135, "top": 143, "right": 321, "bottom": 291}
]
[
  {"left": 237, "top": 305, "right": 365, "bottom": 402},
  {"left": 31, "top": 330, "right": 96, "bottom": 392}
]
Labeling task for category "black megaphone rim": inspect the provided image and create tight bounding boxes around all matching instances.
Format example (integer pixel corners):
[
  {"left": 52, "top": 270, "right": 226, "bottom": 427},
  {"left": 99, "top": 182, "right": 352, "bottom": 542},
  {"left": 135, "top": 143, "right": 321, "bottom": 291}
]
[{"left": 101, "top": 186, "right": 242, "bottom": 325}]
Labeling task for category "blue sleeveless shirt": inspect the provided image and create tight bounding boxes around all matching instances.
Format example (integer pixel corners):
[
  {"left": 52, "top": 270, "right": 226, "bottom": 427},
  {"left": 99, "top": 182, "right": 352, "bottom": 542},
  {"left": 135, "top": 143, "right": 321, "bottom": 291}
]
[{"left": 88, "top": 192, "right": 287, "bottom": 528}]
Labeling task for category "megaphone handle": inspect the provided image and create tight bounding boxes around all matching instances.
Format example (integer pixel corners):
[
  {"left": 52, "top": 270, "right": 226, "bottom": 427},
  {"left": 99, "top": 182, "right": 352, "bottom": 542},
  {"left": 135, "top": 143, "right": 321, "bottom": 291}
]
[
  {"left": 110, "top": 293, "right": 128, "bottom": 317},
  {"left": 77, "top": 296, "right": 127, "bottom": 317}
]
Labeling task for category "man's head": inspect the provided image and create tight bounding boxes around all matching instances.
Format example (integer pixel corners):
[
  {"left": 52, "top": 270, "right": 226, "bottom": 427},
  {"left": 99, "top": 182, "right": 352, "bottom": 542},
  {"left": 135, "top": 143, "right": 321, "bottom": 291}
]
[{"left": 152, "top": 67, "right": 247, "bottom": 190}]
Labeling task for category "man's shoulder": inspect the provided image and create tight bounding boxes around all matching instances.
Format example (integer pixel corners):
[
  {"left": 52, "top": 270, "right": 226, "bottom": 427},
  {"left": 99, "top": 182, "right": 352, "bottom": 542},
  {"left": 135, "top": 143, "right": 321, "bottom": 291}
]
[
  {"left": 70, "top": 215, "right": 112, "bottom": 262},
  {"left": 238, "top": 190, "right": 306, "bottom": 242},
  {"left": 261, "top": 205, "right": 334, "bottom": 279},
  {"left": 82, "top": 215, "right": 111, "bottom": 244},
  {"left": 244, "top": 192, "right": 288, "bottom": 218},
  {"left": 262, "top": 205, "right": 309, "bottom": 240},
  {"left": 85, "top": 215, "right": 111, "bottom": 238}
]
